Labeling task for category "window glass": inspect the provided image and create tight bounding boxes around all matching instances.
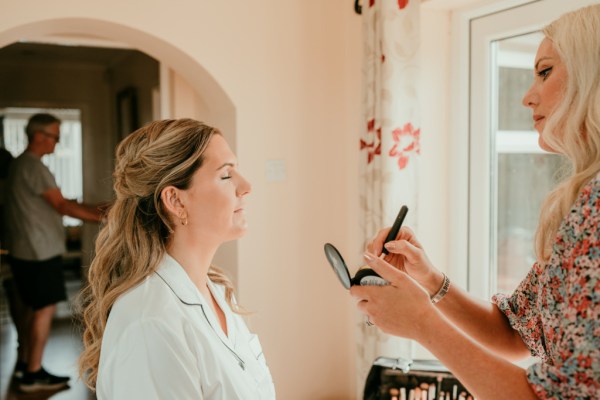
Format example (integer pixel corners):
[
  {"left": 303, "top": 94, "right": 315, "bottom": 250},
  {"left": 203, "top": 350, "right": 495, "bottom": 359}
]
[{"left": 492, "top": 34, "right": 562, "bottom": 294}]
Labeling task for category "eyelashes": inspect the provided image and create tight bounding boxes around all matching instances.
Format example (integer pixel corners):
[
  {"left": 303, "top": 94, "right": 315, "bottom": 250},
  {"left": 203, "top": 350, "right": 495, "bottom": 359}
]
[{"left": 537, "top": 66, "right": 552, "bottom": 80}]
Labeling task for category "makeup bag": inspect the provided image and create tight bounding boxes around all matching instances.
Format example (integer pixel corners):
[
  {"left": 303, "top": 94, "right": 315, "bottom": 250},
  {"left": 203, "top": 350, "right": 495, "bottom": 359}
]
[{"left": 363, "top": 357, "right": 475, "bottom": 400}]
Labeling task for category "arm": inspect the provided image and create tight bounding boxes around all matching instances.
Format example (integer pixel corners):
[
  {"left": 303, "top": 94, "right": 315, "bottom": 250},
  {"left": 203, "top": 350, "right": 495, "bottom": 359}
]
[
  {"left": 42, "top": 188, "right": 103, "bottom": 222},
  {"left": 434, "top": 282, "right": 530, "bottom": 361},
  {"left": 418, "top": 307, "right": 537, "bottom": 400},
  {"left": 351, "top": 254, "right": 538, "bottom": 400},
  {"left": 370, "top": 227, "right": 529, "bottom": 360}
]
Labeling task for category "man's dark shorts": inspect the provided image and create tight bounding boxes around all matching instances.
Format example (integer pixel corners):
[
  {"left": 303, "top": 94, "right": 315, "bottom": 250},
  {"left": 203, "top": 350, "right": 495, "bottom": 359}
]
[{"left": 9, "top": 256, "right": 67, "bottom": 310}]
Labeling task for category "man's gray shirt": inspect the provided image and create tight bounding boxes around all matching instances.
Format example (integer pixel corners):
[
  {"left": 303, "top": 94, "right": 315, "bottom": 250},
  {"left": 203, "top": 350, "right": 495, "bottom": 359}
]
[{"left": 5, "top": 151, "right": 66, "bottom": 260}]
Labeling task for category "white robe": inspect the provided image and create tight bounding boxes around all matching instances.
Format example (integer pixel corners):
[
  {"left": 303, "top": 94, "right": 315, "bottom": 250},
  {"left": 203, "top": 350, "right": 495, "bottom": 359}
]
[{"left": 97, "top": 254, "right": 276, "bottom": 399}]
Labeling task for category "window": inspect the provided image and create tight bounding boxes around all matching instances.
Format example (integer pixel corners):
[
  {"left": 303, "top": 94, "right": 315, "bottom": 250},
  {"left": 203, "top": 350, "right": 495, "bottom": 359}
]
[
  {"left": 2, "top": 107, "right": 83, "bottom": 226},
  {"left": 493, "top": 34, "right": 563, "bottom": 294}
]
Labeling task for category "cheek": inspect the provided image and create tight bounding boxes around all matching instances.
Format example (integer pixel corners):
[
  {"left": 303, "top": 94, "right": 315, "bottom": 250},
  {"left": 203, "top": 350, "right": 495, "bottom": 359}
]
[
  {"left": 545, "top": 73, "right": 566, "bottom": 110},
  {"left": 201, "top": 191, "right": 235, "bottom": 219},
  {"left": 546, "top": 86, "right": 562, "bottom": 108}
]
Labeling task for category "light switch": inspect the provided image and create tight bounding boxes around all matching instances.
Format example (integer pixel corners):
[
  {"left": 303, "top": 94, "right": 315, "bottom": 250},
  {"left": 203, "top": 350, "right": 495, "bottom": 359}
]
[{"left": 265, "top": 159, "right": 286, "bottom": 182}]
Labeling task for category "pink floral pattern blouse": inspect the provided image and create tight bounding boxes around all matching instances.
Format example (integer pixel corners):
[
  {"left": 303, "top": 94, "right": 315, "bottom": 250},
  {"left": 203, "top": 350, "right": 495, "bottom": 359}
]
[{"left": 493, "top": 174, "right": 600, "bottom": 399}]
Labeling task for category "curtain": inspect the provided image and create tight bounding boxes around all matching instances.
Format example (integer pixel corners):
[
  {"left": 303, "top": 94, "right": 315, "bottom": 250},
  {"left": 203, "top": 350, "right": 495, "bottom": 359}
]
[{"left": 356, "top": 0, "right": 421, "bottom": 396}]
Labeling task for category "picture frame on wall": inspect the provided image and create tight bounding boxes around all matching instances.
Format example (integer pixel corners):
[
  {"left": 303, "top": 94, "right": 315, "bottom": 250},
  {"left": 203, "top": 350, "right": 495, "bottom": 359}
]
[{"left": 116, "top": 87, "right": 139, "bottom": 140}]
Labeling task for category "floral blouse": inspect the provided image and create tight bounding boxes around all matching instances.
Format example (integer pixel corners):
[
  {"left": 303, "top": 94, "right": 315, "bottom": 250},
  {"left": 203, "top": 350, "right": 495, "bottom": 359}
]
[{"left": 493, "top": 174, "right": 600, "bottom": 399}]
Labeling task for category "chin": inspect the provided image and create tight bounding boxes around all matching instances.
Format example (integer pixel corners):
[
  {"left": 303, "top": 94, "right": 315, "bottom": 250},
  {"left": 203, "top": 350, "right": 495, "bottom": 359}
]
[
  {"left": 231, "top": 226, "right": 248, "bottom": 239},
  {"left": 538, "top": 137, "right": 558, "bottom": 154}
]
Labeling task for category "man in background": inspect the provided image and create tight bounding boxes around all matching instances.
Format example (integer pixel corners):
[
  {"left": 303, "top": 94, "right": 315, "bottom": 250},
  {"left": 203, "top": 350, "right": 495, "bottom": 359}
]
[{"left": 4, "top": 113, "right": 104, "bottom": 393}]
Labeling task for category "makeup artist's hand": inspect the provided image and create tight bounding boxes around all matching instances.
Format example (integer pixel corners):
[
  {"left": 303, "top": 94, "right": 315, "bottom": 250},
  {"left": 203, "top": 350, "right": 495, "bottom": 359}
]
[
  {"left": 350, "top": 252, "right": 438, "bottom": 338},
  {"left": 368, "top": 226, "right": 444, "bottom": 297}
]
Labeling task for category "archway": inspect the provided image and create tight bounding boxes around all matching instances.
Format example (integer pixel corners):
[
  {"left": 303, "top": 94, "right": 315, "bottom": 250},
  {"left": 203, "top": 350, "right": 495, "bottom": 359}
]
[
  {"left": 0, "top": 17, "right": 236, "bottom": 147},
  {"left": 0, "top": 16, "right": 239, "bottom": 281}
]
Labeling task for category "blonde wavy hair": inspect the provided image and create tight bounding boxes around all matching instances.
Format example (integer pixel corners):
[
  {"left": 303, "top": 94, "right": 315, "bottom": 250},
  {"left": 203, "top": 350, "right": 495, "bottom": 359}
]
[
  {"left": 534, "top": 5, "right": 600, "bottom": 263},
  {"left": 78, "top": 119, "right": 241, "bottom": 389}
]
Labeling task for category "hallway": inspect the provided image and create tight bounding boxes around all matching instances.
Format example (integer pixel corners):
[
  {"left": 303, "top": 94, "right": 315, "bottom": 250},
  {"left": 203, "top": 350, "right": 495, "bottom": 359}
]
[{"left": 0, "top": 273, "right": 95, "bottom": 400}]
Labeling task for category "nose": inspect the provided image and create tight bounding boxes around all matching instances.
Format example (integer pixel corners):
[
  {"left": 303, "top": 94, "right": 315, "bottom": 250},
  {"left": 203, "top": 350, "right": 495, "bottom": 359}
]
[
  {"left": 522, "top": 82, "right": 537, "bottom": 109},
  {"left": 236, "top": 174, "right": 252, "bottom": 197}
]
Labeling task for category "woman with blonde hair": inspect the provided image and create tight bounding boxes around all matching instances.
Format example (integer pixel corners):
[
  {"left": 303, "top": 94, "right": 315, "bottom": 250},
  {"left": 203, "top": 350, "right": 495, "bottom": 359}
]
[
  {"left": 79, "top": 119, "right": 275, "bottom": 399},
  {"left": 352, "top": 5, "right": 600, "bottom": 399}
]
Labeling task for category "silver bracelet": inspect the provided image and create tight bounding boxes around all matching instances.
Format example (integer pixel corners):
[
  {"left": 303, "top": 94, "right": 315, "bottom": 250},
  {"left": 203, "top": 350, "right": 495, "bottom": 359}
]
[{"left": 430, "top": 273, "right": 450, "bottom": 304}]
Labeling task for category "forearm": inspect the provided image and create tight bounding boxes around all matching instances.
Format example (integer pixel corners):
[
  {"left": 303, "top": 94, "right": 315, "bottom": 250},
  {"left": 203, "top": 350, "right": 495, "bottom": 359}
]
[
  {"left": 430, "top": 276, "right": 529, "bottom": 361},
  {"left": 417, "top": 309, "right": 537, "bottom": 400},
  {"left": 59, "top": 201, "right": 102, "bottom": 222}
]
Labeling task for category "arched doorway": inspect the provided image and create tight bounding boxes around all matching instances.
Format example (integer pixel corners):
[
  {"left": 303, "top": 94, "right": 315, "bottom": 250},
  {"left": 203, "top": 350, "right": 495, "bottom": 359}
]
[{"left": 0, "top": 18, "right": 239, "bottom": 397}]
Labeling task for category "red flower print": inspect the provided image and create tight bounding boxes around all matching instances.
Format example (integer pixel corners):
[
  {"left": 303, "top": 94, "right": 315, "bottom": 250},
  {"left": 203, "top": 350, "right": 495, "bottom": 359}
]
[
  {"left": 389, "top": 122, "right": 420, "bottom": 170},
  {"left": 398, "top": 0, "right": 409, "bottom": 9},
  {"left": 577, "top": 355, "right": 592, "bottom": 369},
  {"left": 360, "top": 119, "right": 382, "bottom": 164}
]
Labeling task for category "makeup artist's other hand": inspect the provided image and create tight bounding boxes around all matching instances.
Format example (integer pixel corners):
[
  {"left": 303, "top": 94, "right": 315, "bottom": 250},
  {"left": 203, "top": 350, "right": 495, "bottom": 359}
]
[
  {"left": 367, "top": 226, "right": 443, "bottom": 297},
  {"left": 350, "top": 252, "right": 436, "bottom": 338}
]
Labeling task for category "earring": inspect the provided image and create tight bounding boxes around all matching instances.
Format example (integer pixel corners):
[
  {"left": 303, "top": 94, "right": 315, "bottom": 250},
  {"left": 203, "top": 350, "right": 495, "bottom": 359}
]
[{"left": 180, "top": 214, "right": 188, "bottom": 226}]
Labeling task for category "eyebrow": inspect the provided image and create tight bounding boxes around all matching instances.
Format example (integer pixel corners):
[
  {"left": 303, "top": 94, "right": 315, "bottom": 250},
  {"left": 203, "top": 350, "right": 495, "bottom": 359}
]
[
  {"left": 216, "top": 162, "right": 236, "bottom": 171},
  {"left": 534, "top": 57, "right": 553, "bottom": 71}
]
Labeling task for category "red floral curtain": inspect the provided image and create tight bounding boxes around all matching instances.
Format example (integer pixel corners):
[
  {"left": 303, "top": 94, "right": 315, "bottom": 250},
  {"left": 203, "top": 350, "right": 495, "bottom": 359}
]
[{"left": 356, "top": 0, "right": 421, "bottom": 394}]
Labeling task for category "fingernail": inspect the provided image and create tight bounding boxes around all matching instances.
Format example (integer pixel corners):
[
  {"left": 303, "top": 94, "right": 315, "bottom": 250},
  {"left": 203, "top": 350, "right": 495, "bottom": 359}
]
[
  {"left": 384, "top": 242, "right": 396, "bottom": 250},
  {"left": 363, "top": 253, "right": 374, "bottom": 262}
]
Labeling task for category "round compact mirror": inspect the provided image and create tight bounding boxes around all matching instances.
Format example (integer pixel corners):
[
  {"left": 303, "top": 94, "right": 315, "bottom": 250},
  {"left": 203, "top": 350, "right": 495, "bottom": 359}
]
[{"left": 323, "top": 243, "right": 352, "bottom": 289}]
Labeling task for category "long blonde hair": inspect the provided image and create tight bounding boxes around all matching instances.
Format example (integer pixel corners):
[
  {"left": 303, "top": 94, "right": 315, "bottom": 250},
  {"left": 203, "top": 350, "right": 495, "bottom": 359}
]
[
  {"left": 534, "top": 5, "right": 600, "bottom": 263},
  {"left": 78, "top": 119, "right": 241, "bottom": 389}
]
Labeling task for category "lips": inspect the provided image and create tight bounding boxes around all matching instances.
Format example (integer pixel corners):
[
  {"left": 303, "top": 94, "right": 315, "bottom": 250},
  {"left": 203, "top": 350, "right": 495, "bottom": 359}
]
[{"left": 532, "top": 115, "right": 545, "bottom": 129}]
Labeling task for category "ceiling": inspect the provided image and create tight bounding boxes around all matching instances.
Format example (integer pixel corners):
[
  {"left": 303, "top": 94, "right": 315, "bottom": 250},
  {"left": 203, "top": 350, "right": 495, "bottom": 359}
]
[{"left": 0, "top": 41, "right": 149, "bottom": 68}]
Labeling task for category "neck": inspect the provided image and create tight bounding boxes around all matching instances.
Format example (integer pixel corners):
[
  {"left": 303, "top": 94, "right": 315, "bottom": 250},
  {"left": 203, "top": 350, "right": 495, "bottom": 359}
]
[
  {"left": 25, "top": 144, "right": 45, "bottom": 158},
  {"left": 167, "top": 233, "right": 218, "bottom": 298}
]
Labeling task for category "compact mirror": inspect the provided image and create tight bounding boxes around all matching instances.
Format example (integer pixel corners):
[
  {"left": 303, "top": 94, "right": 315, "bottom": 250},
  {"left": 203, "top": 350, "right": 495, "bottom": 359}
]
[
  {"left": 323, "top": 243, "right": 389, "bottom": 289},
  {"left": 323, "top": 205, "right": 408, "bottom": 290},
  {"left": 324, "top": 243, "right": 353, "bottom": 289}
]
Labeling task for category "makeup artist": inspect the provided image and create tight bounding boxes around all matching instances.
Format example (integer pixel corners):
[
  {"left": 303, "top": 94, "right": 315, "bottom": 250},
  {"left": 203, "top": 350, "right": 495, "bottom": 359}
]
[{"left": 351, "top": 5, "right": 600, "bottom": 399}]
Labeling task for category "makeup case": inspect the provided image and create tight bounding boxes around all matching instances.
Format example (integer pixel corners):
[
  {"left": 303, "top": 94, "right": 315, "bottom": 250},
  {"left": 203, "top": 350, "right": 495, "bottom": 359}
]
[{"left": 364, "top": 357, "right": 475, "bottom": 400}]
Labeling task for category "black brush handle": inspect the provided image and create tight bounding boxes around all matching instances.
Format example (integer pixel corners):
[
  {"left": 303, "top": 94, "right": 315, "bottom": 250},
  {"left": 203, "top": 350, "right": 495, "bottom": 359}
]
[{"left": 381, "top": 205, "right": 409, "bottom": 255}]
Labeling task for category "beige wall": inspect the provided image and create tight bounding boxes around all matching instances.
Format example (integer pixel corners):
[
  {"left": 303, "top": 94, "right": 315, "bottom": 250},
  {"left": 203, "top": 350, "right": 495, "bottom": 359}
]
[{"left": 0, "top": 1, "right": 362, "bottom": 398}]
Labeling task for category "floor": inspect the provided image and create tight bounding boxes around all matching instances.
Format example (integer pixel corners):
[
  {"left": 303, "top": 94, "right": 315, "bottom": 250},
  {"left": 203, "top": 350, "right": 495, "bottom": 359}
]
[{"left": 0, "top": 270, "right": 96, "bottom": 400}]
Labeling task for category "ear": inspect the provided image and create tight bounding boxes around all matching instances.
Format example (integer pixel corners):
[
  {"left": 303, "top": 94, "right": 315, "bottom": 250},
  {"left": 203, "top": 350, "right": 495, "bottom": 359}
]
[
  {"left": 160, "top": 186, "right": 185, "bottom": 218},
  {"left": 30, "top": 131, "right": 43, "bottom": 145}
]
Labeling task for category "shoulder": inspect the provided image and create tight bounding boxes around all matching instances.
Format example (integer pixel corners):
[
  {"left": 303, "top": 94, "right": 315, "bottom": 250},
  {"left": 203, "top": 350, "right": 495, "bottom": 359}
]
[
  {"left": 108, "top": 273, "right": 184, "bottom": 325},
  {"left": 581, "top": 173, "right": 600, "bottom": 210},
  {"left": 566, "top": 175, "right": 600, "bottom": 229},
  {"left": 14, "top": 152, "right": 43, "bottom": 168},
  {"left": 8, "top": 152, "right": 53, "bottom": 184}
]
